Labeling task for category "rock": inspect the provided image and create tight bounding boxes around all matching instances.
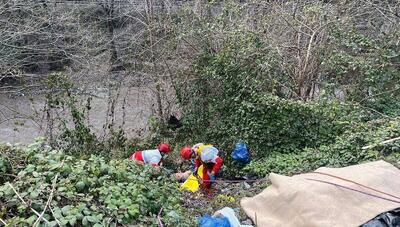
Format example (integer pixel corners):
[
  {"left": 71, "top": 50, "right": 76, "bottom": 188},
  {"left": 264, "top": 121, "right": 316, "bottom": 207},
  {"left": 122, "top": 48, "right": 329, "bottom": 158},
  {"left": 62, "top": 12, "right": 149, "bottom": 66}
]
[{"left": 243, "top": 182, "right": 251, "bottom": 189}]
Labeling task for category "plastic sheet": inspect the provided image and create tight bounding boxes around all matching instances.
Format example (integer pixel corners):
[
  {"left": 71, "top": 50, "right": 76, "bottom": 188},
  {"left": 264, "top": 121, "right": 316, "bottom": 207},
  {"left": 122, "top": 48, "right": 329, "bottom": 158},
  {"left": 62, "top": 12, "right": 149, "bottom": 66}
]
[
  {"left": 214, "top": 207, "right": 241, "bottom": 227},
  {"left": 179, "top": 165, "right": 204, "bottom": 192},
  {"left": 361, "top": 208, "right": 400, "bottom": 227},
  {"left": 199, "top": 214, "right": 230, "bottom": 227},
  {"left": 214, "top": 207, "right": 254, "bottom": 227}
]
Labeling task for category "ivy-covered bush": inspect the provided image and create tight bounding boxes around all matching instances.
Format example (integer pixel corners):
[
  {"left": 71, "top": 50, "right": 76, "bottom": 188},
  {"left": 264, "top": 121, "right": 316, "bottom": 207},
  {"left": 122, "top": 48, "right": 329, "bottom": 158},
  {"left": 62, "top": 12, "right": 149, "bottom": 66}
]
[
  {"left": 325, "top": 28, "right": 400, "bottom": 116},
  {"left": 169, "top": 10, "right": 399, "bottom": 178},
  {"left": 0, "top": 141, "right": 194, "bottom": 226},
  {"left": 244, "top": 119, "right": 400, "bottom": 177},
  {"left": 175, "top": 36, "right": 355, "bottom": 161}
]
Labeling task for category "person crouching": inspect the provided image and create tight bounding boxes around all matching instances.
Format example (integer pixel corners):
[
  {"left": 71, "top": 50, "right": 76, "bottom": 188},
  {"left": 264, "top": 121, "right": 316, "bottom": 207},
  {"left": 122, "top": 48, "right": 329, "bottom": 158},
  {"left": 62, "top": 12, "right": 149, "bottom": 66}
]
[
  {"left": 180, "top": 144, "right": 223, "bottom": 189},
  {"left": 129, "top": 143, "right": 171, "bottom": 167}
]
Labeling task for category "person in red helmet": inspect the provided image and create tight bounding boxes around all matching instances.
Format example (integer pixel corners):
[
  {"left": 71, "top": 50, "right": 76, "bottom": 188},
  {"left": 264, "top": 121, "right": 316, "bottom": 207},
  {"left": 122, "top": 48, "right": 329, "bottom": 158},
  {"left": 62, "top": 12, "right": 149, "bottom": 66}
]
[
  {"left": 129, "top": 143, "right": 171, "bottom": 167},
  {"left": 180, "top": 143, "right": 207, "bottom": 172},
  {"left": 180, "top": 144, "right": 223, "bottom": 189},
  {"left": 180, "top": 146, "right": 193, "bottom": 161}
]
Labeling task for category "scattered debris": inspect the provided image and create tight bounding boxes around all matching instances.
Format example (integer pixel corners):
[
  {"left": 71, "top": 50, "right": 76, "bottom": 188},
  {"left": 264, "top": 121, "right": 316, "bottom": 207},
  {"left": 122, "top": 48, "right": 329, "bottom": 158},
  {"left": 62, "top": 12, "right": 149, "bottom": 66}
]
[
  {"left": 214, "top": 207, "right": 253, "bottom": 227},
  {"left": 242, "top": 219, "right": 253, "bottom": 225},
  {"left": 243, "top": 182, "right": 251, "bottom": 189},
  {"left": 199, "top": 214, "right": 230, "bottom": 227},
  {"left": 361, "top": 208, "right": 400, "bottom": 227}
]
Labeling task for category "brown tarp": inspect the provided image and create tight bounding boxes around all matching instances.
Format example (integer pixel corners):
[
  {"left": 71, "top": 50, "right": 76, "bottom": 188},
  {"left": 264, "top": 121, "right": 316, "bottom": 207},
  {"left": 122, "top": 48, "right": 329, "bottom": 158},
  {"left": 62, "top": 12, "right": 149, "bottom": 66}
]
[{"left": 241, "top": 160, "right": 400, "bottom": 227}]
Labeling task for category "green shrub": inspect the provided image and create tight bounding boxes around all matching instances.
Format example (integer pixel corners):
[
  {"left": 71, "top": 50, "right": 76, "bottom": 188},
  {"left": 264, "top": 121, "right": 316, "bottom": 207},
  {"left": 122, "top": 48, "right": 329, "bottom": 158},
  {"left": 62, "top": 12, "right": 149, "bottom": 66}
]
[
  {"left": 325, "top": 28, "right": 400, "bottom": 116},
  {"left": 176, "top": 44, "right": 350, "bottom": 158},
  {"left": 0, "top": 141, "right": 194, "bottom": 226},
  {"left": 244, "top": 119, "right": 400, "bottom": 177},
  {"left": 169, "top": 22, "right": 399, "bottom": 178}
]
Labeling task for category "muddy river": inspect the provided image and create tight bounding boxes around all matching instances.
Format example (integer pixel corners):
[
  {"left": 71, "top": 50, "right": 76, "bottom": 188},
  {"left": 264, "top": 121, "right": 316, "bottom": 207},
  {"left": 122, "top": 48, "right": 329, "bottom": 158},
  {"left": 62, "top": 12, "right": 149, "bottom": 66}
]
[{"left": 0, "top": 85, "right": 170, "bottom": 144}]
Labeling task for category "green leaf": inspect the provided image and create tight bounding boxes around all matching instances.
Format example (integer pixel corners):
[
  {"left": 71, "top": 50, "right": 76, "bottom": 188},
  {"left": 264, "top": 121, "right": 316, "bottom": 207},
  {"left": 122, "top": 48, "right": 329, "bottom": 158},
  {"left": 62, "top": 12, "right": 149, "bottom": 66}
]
[
  {"left": 18, "top": 170, "right": 27, "bottom": 177},
  {"left": 49, "top": 163, "right": 61, "bottom": 170},
  {"left": 107, "top": 204, "right": 117, "bottom": 209},
  {"left": 128, "top": 206, "right": 139, "bottom": 217},
  {"left": 61, "top": 205, "right": 71, "bottom": 216},
  {"left": 60, "top": 219, "right": 69, "bottom": 226},
  {"left": 68, "top": 216, "right": 77, "bottom": 226},
  {"left": 30, "top": 190, "right": 39, "bottom": 198},
  {"left": 86, "top": 215, "right": 99, "bottom": 223},
  {"left": 52, "top": 207, "right": 63, "bottom": 219},
  {"left": 82, "top": 216, "right": 88, "bottom": 226},
  {"left": 48, "top": 221, "right": 58, "bottom": 227},
  {"left": 25, "top": 164, "right": 35, "bottom": 173},
  {"left": 26, "top": 215, "right": 36, "bottom": 225},
  {"left": 57, "top": 187, "right": 67, "bottom": 192}
]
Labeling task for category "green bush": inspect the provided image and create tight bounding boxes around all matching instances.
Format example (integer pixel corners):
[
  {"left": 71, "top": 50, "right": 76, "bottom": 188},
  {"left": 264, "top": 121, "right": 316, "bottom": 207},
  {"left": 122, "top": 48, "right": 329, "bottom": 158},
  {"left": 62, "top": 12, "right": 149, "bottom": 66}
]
[
  {"left": 168, "top": 17, "right": 399, "bottom": 178},
  {"left": 325, "top": 28, "right": 400, "bottom": 116},
  {"left": 244, "top": 119, "right": 400, "bottom": 177},
  {"left": 0, "top": 141, "right": 194, "bottom": 226},
  {"left": 175, "top": 42, "right": 356, "bottom": 160}
]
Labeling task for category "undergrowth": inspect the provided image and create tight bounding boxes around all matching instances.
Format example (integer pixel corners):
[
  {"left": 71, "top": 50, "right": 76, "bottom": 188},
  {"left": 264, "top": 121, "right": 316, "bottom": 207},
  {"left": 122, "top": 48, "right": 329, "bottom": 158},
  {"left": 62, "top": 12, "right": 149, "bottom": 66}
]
[
  {"left": 0, "top": 140, "right": 194, "bottom": 226},
  {"left": 244, "top": 119, "right": 400, "bottom": 177}
]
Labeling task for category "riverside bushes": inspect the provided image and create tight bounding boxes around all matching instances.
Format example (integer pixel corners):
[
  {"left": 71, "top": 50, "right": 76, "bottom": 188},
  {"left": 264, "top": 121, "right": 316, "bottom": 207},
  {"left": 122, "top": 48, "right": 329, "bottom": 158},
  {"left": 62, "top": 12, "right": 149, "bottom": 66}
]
[{"left": 0, "top": 140, "right": 194, "bottom": 226}]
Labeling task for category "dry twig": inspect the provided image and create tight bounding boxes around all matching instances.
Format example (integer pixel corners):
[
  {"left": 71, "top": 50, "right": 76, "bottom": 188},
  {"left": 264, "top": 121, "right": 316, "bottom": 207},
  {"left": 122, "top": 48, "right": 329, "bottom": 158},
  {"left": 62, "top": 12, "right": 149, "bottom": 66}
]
[
  {"left": 362, "top": 137, "right": 400, "bottom": 150},
  {"left": 0, "top": 218, "right": 7, "bottom": 226},
  {"left": 33, "top": 160, "right": 64, "bottom": 226},
  {"left": 7, "top": 182, "right": 50, "bottom": 224},
  {"left": 157, "top": 207, "right": 164, "bottom": 227}
]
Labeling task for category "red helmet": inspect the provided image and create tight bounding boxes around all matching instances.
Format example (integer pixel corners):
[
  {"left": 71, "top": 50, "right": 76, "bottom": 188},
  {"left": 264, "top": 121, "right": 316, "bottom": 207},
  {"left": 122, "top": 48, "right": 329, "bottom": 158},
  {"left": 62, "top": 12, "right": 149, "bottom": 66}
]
[
  {"left": 158, "top": 143, "right": 171, "bottom": 153},
  {"left": 180, "top": 146, "right": 192, "bottom": 160}
]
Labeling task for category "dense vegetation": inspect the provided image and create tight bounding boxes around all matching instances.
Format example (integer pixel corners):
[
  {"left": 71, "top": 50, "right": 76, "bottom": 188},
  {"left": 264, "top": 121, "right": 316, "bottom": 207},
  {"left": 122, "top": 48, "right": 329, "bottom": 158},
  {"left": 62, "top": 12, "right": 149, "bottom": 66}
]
[
  {"left": 0, "top": 0, "right": 399, "bottom": 226},
  {"left": 0, "top": 141, "right": 193, "bottom": 226},
  {"left": 164, "top": 0, "right": 400, "bottom": 177}
]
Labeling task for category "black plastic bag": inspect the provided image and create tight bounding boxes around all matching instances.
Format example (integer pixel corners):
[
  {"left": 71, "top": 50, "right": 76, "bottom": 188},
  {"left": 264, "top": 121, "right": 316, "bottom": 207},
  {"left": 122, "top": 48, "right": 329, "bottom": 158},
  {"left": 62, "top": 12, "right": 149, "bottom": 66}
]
[{"left": 361, "top": 208, "right": 400, "bottom": 227}]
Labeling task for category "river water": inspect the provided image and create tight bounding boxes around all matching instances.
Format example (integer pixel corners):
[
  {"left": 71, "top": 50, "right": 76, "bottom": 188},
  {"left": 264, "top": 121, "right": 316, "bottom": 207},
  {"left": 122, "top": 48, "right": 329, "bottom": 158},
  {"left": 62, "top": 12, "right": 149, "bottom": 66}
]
[{"left": 0, "top": 84, "right": 170, "bottom": 144}]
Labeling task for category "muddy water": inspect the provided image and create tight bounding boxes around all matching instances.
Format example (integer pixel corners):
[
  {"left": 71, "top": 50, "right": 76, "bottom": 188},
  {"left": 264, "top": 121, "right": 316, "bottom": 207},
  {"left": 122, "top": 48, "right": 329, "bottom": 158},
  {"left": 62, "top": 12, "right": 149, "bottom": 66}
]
[{"left": 0, "top": 86, "right": 164, "bottom": 144}]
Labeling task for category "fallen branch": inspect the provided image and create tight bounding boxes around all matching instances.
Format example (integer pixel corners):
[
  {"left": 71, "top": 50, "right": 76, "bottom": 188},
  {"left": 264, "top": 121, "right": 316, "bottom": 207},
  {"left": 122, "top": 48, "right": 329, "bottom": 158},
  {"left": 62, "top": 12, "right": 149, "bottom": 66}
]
[
  {"left": 7, "top": 182, "right": 50, "bottom": 224},
  {"left": 157, "top": 207, "right": 164, "bottom": 227},
  {"left": 359, "top": 87, "right": 400, "bottom": 103},
  {"left": 33, "top": 160, "right": 64, "bottom": 227},
  {"left": 0, "top": 218, "right": 7, "bottom": 226},
  {"left": 362, "top": 136, "right": 400, "bottom": 150},
  {"left": 49, "top": 205, "right": 62, "bottom": 226},
  {"left": 0, "top": 173, "right": 18, "bottom": 178}
]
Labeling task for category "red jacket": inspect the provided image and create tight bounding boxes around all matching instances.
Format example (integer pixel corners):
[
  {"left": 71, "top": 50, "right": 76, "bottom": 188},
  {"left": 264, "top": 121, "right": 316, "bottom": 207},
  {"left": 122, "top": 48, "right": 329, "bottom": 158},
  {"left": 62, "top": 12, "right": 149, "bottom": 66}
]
[{"left": 195, "top": 156, "right": 223, "bottom": 174}]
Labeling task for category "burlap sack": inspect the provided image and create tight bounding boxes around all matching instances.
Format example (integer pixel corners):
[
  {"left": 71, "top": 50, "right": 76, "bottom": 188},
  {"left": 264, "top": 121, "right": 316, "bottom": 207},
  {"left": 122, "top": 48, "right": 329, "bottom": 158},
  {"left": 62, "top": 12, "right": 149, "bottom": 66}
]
[{"left": 241, "top": 160, "right": 400, "bottom": 227}]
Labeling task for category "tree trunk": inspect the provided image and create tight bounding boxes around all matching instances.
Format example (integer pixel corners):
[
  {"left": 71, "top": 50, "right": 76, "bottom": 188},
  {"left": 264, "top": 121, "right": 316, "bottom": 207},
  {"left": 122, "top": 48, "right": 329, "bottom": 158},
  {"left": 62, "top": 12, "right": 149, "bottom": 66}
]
[{"left": 105, "top": 0, "right": 120, "bottom": 71}]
